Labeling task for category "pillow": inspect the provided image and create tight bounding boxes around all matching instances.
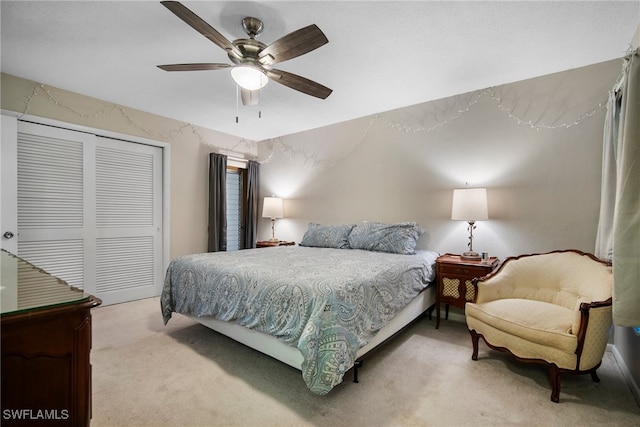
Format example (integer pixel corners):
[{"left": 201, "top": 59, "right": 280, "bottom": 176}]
[
  {"left": 348, "top": 221, "right": 424, "bottom": 255},
  {"left": 299, "top": 223, "right": 355, "bottom": 249}
]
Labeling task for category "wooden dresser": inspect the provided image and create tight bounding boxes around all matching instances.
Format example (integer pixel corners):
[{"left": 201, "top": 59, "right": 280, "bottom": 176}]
[{"left": 1, "top": 250, "right": 101, "bottom": 427}]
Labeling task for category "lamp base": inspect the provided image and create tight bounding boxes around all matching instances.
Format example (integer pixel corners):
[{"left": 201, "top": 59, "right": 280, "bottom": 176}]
[{"left": 461, "top": 251, "right": 481, "bottom": 260}]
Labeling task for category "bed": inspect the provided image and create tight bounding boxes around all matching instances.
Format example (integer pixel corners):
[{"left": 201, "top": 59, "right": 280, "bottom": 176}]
[{"left": 161, "top": 222, "right": 438, "bottom": 394}]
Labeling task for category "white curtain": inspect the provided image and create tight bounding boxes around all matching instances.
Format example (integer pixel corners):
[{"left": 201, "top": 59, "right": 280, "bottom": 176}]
[
  {"left": 596, "top": 49, "right": 640, "bottom": 326},
  {"left": 595, "top": 90, "right": 620, "bottom": 262}
]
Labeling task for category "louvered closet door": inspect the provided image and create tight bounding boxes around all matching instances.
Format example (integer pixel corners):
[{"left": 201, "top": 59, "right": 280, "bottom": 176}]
[
  {"left": 17, "top": 123, "right": 93, "bottom": 292},
  {"left": 94, "top": 137, "right": 162, "bottom": 304},
  {"left": 15, "top": 122, "right": 163, "bottom": 305}
]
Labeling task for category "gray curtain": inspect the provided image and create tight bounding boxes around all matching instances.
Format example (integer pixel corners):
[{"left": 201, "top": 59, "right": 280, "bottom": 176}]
[
  {"left": 243, "top": 160, "right": 260, "bottom": 249},
  {"left": 596, "top": 49, "right": 640, "bottom": 326},
  {"left": 208, "top": 153, "right": 227, "bottom": 252}
]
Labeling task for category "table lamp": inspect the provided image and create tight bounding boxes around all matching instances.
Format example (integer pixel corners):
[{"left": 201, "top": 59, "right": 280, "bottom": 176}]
[
  {"left": 451, "top": 188, "right": 488, "bottom": 260},
  {"left": 262, "top": 196, "right": 284, "bottom": 242}
]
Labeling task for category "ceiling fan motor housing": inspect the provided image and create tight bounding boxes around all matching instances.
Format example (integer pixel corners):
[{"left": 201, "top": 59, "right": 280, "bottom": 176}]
[
  {"left": 228, "top": 38, "right": 267, "bottom": 67},
  {"left": 242, "top": 17, "right": 263, "bottom": 38}
]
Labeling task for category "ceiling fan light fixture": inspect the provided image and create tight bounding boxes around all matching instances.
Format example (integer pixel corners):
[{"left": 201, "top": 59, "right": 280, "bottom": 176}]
[{"left": 231, "top": 65, "right": 268, "bottom": 90}]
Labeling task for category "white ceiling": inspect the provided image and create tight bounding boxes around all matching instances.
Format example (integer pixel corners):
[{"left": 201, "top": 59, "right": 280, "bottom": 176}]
[{"left": 2, "top": 1, "right": 639, "bottom": 141}]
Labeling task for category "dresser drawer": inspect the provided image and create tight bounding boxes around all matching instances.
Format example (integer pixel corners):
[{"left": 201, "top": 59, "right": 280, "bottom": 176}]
[{"left": 438, "top": 264, "right": 488, "bottom": 279}]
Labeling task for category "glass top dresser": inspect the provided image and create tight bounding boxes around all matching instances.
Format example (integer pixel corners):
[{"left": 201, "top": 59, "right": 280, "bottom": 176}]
[{"left": 1, "top": 249, "right": 101, "bottom": 427}]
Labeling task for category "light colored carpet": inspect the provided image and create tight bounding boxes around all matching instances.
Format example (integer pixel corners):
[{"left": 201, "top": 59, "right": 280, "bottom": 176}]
[{"left": 91, "top": 297, "right": 640, "bottom": 427}]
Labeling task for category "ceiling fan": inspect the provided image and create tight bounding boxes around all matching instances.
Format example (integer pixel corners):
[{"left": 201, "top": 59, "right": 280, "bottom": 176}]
[{"left": 157, "top": 1, "right": 332, "bottom": 105}]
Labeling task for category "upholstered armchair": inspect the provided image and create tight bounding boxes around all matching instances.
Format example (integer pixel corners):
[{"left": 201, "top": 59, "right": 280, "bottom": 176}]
[{"left": 465, "top": 250, "right": 613, "bottom": 402}]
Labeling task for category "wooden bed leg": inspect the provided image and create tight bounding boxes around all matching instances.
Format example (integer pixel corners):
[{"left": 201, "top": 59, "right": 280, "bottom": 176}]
[
  {"left": 427, "top": 304, "right": 434, "bottom": 321},
  {"left": 353, "top": 360, "right": 363, "bottom": 383}
]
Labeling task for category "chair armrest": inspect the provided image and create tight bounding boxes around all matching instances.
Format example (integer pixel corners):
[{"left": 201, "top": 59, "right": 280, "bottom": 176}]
[
  {"left": 470, "top": 264, "right": 514, "bottom": 303},
  {"left": 574, "top": 298, "right": 612, "bottom": 370}
]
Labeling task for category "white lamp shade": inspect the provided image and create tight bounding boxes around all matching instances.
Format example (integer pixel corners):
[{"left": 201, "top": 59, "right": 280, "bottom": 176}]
[
  {"left": 262, "top": 197, "right": 283, "bottom": 219},
  {"left": 451, "top": 188, "right": 488, "bottom": 221},
  {"left": 231, "top": 65, "right": 268, "bottom": 90}
]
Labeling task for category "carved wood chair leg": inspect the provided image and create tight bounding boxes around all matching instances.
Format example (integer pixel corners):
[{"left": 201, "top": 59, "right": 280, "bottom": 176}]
[
  {"left": 549, "top": 364, "right": 562, "bottom": 403},
  {"left": 590, "top": 369, "right": 600, "bottom": 383},
  {"left": 470, "top": 329, "right": 479, "bottom": 361}
]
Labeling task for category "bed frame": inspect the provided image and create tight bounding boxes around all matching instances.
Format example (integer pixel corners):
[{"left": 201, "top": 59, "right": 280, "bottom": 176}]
[{"left": 187, "top": 282, "right": 436, "bottom": 384}]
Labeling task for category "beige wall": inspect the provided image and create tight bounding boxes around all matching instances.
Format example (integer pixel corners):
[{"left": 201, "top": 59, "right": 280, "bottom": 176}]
[
  {"left": 257, "top": 57, "right": 640, "bottom": 403},
  {"left": 258, "top": 59, "right": 622, "bottom": 261},
  {"left": 2, "top": 58, "right": 622, "bottom": 261},
  {"left": 1, "top": 73, "right": 257, "bottom": 259}
]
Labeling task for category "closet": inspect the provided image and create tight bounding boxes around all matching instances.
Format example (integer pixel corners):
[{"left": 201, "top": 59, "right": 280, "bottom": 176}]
[{"left": 1, "top": 116, "right": 166, "bottom": 305}]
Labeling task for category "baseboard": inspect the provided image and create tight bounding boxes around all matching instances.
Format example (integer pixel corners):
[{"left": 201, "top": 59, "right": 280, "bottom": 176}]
[
  {"left": 448, "top": 312, "right": 466, "bottom": 323},
  {"left": 435, "top": 306, "right": 467, "bottom": 325},
  {"left": 610, "top": 343, "right": 640, "bottom": 407}
]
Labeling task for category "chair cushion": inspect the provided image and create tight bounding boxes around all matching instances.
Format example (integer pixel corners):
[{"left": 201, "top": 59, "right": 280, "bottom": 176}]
[{"left": 466, "top": 299, "right": 577, "bottom": 354}]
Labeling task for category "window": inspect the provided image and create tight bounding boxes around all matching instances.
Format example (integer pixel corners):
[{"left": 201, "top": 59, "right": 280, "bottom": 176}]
[{"left": 226, "top": 167, "right": 247, "bottom": 251}]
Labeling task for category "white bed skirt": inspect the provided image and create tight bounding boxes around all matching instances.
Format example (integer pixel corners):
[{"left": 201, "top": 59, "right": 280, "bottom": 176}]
[{"left": 186, "top": 284, "right": 436, "bottom": 370}]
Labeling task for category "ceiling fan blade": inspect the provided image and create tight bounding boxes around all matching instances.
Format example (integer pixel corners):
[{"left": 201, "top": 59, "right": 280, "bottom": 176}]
[
  {"left": 266, "top": 69, "right": 332, "bottom": 99},
  {"left": 161, "top": 1, "right": 241, "bottom": 57},
  {"left": 157, "top": 63, "right": 231, "bottom": 72},
  {"left": 259, "top": 24, "right": 328, "bottom": 66}
]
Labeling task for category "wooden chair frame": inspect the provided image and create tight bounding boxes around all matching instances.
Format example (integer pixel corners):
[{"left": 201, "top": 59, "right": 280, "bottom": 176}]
[{"left": 467, "top": 250, "right": 612, "bottom": 402}]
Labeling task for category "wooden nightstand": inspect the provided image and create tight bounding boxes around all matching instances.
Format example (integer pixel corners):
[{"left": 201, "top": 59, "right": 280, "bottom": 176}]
[
  {"left": 256, "top": 241, "right": 296, "bottom": 248},
  {"left": 435, "top": 253, "right": 499, "bottom": 328}
]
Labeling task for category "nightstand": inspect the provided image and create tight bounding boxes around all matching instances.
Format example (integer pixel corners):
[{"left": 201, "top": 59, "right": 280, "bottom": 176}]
[
  {"left": 435, "top": 253, "right": 499, "bottom": 328},
  {"left": 256, "top": 241, "right": 296, "bottom": 248}
]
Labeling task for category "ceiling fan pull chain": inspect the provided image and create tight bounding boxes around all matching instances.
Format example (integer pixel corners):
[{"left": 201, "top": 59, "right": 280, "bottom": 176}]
[{"left": 236, "top": 84, "right": 239, "bottom": 123}]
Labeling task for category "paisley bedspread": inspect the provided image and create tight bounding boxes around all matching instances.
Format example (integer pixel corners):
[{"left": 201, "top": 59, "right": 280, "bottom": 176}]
[{"left": 161, "top": 246, "right": 438, "bottom": 394}]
